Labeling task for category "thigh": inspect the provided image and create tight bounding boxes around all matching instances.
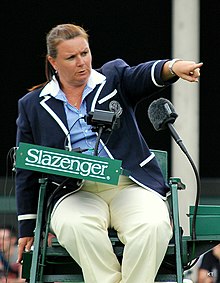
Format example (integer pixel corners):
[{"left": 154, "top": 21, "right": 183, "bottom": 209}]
[
  {"left": 50, "top": 190, "right": 110, "bottom": 234},
  {"left": 110, "top": 185, "right": 171, "bottom": 233}
]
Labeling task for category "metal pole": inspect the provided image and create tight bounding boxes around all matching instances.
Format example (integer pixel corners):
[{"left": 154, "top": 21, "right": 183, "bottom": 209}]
[{"left": 171, "top": 0, "right": 200, "bottom": 235}]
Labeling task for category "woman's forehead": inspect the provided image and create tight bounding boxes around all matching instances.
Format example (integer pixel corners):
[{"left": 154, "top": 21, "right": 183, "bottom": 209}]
[{"left": 57, "top": 37, "right": 89, "bottom": 53}]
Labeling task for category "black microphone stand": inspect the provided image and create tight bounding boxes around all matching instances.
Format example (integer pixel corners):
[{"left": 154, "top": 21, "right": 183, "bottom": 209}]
[
  {"left": 167, "top": 123, "right": 201, "bottom": 241},
  {"left": 94, "top": 126, "right": 105, "bottom": 156},
  {"left": 85, "top": 109, "right": 116, "bottom": 157}
]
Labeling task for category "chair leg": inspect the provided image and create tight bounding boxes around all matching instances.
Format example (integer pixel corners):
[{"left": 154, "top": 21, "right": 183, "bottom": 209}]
[
  {"left": 29, "top": 178, "right": 48, "bottom": 283},
  {"left": 170, "top": 181, "right": 184, "bottom": 283},
  {"left": 38, "top": 203, "right": 53, "bottom": 282}
]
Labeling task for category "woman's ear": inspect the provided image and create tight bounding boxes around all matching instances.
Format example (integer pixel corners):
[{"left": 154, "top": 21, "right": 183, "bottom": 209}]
[{"left": 47, "top": 55, "right": 57, "bottom": 71}]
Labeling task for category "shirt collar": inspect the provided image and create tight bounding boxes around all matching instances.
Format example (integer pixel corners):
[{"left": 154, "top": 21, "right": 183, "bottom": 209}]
[{"left": 39, "top": 69, "right": 106, "bottom": 97}]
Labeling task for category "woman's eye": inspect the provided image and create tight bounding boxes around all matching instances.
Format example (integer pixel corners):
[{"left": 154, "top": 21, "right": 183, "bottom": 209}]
[{"left": 67, "top": 55, "right": 75, "bottom": 60}]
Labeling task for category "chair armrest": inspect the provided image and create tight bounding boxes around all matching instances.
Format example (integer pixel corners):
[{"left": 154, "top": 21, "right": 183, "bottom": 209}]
[{"left": 169, "top": 177, "right": 186, "bottom": 190}]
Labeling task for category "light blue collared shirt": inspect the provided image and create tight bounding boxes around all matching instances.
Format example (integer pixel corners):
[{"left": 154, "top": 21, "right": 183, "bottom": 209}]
[{"left": 40, "top": 70, "right": 108, "bottom": 157}]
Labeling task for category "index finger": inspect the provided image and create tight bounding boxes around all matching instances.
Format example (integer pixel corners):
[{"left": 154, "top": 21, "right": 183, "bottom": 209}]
[
  {"left": 17, "top": 242, "right": 26, "bottom": 263},
  {"left": 194, "top": 62, "right": 203, "bottom": 69}
]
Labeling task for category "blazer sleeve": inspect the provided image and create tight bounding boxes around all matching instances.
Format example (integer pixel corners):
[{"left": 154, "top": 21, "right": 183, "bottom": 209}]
[
  {"left": 16, "top": 98, "right": 41, "bottom": 237},
  {"left": 99, "top": 59, "right": 178, "bottom": 105}
]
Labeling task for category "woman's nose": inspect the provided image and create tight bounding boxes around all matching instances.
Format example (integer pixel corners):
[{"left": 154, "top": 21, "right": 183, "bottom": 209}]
[{"left": 76, "top": 56, "right": 84, "bottom": 66}]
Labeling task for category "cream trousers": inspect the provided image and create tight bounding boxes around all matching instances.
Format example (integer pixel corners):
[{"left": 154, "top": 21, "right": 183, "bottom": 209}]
[{"left": 50, "top": 176, "right": 172, "bottom": 283}]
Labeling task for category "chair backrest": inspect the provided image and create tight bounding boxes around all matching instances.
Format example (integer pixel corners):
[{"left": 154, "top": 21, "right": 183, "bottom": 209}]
[{"left": 151, "top": 149, "right": 168, "bottom": 181}]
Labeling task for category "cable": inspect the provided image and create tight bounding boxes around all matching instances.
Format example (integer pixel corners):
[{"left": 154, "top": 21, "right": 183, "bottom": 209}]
[
  {"left": 97, "top": 117, "right": 119, "bottom": 156},
  {"left": 63, "top": 116, "right": 85, "bottom": 151},
  {"left": 0, "top": 147, "right": 18, "bottom": 281}
]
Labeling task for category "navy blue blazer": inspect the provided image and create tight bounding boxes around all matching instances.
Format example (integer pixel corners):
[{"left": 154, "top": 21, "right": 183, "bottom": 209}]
[{"left": 16, "top": 58, "right": 177, "bottom": 237}]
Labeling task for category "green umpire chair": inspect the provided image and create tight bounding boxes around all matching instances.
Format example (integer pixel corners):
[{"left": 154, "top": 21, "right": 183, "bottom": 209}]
[{"left": 18, "top": 147, "right": 220, "bottom": 283}]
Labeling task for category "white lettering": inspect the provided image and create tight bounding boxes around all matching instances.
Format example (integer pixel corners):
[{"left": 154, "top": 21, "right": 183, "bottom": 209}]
[
  {"left": 80, "top": 161, "right": 92, "bottom": 176},
  {"left": 69, "top": 159, "right": 81, "bottom": 171},
  {"left": 59, "top": 157, "right": 71, "bottom": 169},
  {"left": 91, "top": 163, "right": 108, "bottom": 176},
  {"left": 100, "top": 164, "right": 108, "bottom": 176},
  {"left": 25, "top": 148, "right": 111, "bottom": 179},
  {"left": 50, "top": 156, "right": 62, "bottom": 167},
  {"left": 91, "top": 163, "right": 102, "bottom": 175},
  {"left": 25, "top": 149, "right": 39, "bottom": 163},
  {"left": 37, "top": 150, "right": 43, "bottom": 164},
  {"left": 41, "top": 154, "right": 52, "bottom": 166}
]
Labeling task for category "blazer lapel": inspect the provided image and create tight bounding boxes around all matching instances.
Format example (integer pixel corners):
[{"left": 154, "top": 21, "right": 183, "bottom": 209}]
[{"left": 40, "top": 95, "right": 71, "bottom": 147}]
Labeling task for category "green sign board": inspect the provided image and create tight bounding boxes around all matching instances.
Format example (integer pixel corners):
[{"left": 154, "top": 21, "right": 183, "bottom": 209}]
[{"left": 16, "top": 143, "right": 122, "bottom": 185}]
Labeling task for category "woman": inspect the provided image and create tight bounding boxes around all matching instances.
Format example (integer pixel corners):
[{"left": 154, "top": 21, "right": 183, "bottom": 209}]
[{"left": 16, "top": 23, "right": 202, "bottom": 283}]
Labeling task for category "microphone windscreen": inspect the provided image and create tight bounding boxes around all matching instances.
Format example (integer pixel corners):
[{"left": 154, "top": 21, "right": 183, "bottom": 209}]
[{"left": 148, "top": 98, "right": 178, "bottom": 131}]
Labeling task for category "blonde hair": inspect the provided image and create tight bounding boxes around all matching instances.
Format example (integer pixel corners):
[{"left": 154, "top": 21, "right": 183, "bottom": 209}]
[{"left": 29, "top": 23, "right": 89, "bottom": 91}]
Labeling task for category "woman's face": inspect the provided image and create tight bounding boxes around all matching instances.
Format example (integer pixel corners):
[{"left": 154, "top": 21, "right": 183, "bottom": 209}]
[{"left": 48, "top": 36, "right": 92, "bottom": 87}]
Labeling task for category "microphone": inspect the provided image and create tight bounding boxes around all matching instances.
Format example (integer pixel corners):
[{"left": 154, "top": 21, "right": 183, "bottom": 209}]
[
  {"left": 148, "top": 98, "right": 187, "bottom": 154},
  {"left": 147, "top": 97, "right": 178, "bottom": 131},
  {"left": 148, "top": 97, "right": 201, "bottom": 241}
]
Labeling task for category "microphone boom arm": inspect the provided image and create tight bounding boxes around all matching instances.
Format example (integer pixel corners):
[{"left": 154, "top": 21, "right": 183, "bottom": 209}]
[{"left": 168, "top": 123, "right": 201, "bottom": 241}]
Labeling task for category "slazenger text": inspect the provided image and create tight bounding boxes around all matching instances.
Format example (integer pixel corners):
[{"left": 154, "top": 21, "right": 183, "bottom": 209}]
[{"left": 25, "top": 148, "right": 109, "bottom": 177}]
